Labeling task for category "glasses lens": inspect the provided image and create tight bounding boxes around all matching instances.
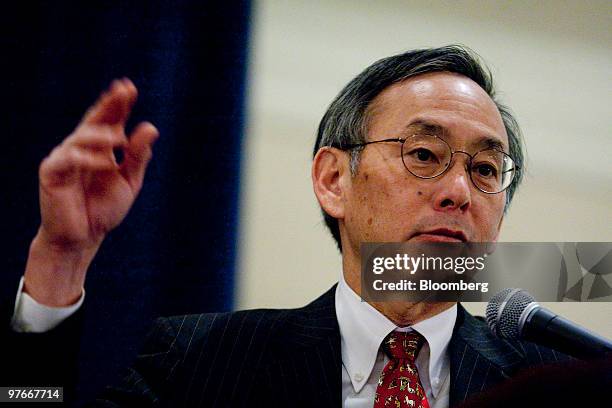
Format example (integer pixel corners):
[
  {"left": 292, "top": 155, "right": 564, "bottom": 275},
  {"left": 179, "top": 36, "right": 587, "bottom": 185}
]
[
  {"left": 401, "top": 134, "right": 451, "bottom": 178},
  {"left": 471, "top": 149, "right": 515, "bottom": 193}
]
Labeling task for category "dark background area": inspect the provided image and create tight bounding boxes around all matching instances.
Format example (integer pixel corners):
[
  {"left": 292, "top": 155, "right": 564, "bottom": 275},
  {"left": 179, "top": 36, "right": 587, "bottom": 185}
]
[{"left": 0, "top": 0, "right": 251, "bottom": 404}]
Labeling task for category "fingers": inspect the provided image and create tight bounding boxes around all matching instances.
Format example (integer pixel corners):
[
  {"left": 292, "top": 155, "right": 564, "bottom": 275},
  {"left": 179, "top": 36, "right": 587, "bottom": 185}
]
[
  {"left": 42, "top": 79, "right": 157, "bottom": 191},
  {"left": 120, "top": 122, "right": 159, "bottom": 192},
  {"left": 64, "top": 125, "right": 128, "bottom": 151},
  {"left": 48, "top": 124, "right": 127, "bottom": 183},
  {"left": 40, "top": 145, "right": 119, "bottom": 186},
  {"left": 81, "top": 78, "right": 138, "bottom": 128}
]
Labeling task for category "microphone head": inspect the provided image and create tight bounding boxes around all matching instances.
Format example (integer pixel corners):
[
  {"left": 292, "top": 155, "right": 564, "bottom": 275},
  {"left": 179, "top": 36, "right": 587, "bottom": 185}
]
[{"left": 486, "top": 288, "right": 538, "bottom": 340}]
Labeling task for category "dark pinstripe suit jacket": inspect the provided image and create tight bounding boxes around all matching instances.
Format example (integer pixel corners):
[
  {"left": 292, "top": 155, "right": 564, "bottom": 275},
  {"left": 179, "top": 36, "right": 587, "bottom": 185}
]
[
  {"left": 2, "top": 283, "right": 569, "bottom": 407},
  {"left": 91, "top": 284, "right": 568, "bottom": 407}
]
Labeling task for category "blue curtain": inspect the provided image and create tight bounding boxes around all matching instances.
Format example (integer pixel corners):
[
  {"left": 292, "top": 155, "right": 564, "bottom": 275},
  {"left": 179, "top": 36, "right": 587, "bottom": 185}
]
[{"left": 0, "top": 1, "right": 251, "bottom": 404}]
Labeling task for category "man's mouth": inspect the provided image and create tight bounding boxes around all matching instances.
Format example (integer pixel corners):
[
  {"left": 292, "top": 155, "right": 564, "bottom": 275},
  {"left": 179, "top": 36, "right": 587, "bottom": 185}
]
[{"left": 410, "top": 228, "right": 468, "bottom": 243}]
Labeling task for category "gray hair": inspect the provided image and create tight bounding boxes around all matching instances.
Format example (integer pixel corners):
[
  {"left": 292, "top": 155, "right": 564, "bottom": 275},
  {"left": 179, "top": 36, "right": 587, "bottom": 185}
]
[{"left": 312, "top": 45, "right": 524, "bottom": 251}]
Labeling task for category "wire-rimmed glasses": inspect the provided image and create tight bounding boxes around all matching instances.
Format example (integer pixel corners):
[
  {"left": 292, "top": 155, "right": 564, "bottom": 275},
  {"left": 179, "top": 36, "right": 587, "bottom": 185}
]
[{"left": 340, "top": 134, "right": 520, "bottom": 194}]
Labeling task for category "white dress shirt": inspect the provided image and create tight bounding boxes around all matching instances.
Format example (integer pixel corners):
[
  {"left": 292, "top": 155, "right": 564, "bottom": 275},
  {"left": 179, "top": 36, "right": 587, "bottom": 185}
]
[
  {"left": 11, "top": 276, "right": 85, "bottom": 333},
  {"left": 336, "top": 274, "right": 457, "bottom": 408}
]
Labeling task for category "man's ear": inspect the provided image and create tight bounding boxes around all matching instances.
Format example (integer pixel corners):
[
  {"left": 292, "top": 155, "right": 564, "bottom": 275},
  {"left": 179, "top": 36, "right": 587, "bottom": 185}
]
[{"left": 312, "top": 147, "right": 348, "bottom": 220}]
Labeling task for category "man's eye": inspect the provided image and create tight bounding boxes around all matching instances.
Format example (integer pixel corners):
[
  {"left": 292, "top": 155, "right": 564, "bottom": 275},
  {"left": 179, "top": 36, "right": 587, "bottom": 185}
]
[
  {"left": 415, "top": 149, "right": 433, "bottom": 161},
  {"left": 474, "top": 164, "right": 497, "bottom": 177}
]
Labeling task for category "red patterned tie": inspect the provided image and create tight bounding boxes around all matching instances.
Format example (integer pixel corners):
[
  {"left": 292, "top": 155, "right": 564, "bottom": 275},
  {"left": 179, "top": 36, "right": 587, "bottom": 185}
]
[{"left": 374, "top": 331, "right": 430, "bottom": 408}]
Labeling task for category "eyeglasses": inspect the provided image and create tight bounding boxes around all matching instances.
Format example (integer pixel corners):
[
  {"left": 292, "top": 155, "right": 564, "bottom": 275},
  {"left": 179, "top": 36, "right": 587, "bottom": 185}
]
[{"left": 339, "top": 134, "right": 520, "bottom": 194}]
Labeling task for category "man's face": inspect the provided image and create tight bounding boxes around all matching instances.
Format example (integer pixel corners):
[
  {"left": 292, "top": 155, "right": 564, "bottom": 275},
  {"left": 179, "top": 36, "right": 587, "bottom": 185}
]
[{"left": 340, "top": 72, "right": 508, "bottom": 255}]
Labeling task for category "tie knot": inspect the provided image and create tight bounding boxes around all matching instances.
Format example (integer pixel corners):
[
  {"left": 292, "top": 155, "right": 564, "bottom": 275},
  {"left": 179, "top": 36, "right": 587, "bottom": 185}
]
[{"left": 382, "top": 331, "right": 424, "bottom": 361}]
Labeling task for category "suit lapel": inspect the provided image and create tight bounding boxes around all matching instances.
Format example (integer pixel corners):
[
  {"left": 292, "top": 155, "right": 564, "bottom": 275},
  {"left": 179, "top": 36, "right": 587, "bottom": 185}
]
[
  {"left": 262, "top": 291, "right": 534, "bottom": 407},
  {"left": 448, "top": 304, "right": 525, "bottom": 407}
]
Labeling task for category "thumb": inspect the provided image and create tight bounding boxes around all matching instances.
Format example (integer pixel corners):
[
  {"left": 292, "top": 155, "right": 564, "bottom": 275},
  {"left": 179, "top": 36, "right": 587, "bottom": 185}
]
[{"left": 120, "top": 122, "right": 159, "bottom": 193}]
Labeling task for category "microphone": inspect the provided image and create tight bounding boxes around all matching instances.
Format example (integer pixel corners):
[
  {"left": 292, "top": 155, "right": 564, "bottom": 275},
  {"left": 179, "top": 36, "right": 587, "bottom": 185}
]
[{"left": 486, "top": 288, "right": 612, "bottom": 359}]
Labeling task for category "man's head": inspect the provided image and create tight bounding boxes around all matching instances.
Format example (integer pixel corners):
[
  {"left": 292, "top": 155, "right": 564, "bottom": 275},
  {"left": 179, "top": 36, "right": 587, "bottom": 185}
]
[{"left": 312, "top": 46, "right": 523, "bottom": 260}]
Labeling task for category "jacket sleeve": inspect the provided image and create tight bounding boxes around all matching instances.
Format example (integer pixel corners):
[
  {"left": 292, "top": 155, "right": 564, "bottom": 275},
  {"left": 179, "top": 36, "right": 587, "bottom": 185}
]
[{"left": 1, "top": 294, "right": 84, "bottom": 404}]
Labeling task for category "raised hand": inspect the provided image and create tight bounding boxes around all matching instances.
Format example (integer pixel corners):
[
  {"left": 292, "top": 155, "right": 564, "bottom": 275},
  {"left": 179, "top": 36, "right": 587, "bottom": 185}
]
[{"left": 24, "top": 79, "right": 158, "bottom": 306}]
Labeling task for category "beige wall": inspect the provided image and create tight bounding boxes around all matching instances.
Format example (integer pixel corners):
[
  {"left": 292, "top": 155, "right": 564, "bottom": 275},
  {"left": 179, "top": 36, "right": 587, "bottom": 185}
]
[{"left": 237, "top": 1, "right": 612, "bottom": 337}]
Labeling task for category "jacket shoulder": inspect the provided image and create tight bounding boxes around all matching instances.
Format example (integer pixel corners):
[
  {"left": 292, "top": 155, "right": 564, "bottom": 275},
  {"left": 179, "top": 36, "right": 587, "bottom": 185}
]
[
  {"left": 157, "top": 283, "right": 338, "bottom": 357},
  {"left": 107, "top": 285, "right": 338, "bottom": 406}
]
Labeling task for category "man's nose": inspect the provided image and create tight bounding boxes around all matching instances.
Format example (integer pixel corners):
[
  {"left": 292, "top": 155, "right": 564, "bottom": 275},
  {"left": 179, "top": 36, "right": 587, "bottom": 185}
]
[{"left": 432, "top": 153, "right": 472, "bottom": 212}]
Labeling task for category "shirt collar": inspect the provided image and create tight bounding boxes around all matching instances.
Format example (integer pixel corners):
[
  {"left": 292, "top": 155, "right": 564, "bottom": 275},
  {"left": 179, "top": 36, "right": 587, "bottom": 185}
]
[
  {"left": 410, "top": 298, "right": 457, "bottom": 397},
  {"left": 335, "top": 273, "right": 457, "bottom": 396}
]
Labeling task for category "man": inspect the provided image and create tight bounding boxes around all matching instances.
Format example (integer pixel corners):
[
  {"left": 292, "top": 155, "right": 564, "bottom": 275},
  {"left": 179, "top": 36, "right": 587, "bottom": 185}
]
[{"left": 5, "top": 46, "right": 567, "bottom": 407}]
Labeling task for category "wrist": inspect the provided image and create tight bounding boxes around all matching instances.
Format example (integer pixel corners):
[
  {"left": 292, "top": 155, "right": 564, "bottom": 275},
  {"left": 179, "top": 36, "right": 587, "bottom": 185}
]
[{"left": 23, "top": 230, "right": 99, "bottom": 307}]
